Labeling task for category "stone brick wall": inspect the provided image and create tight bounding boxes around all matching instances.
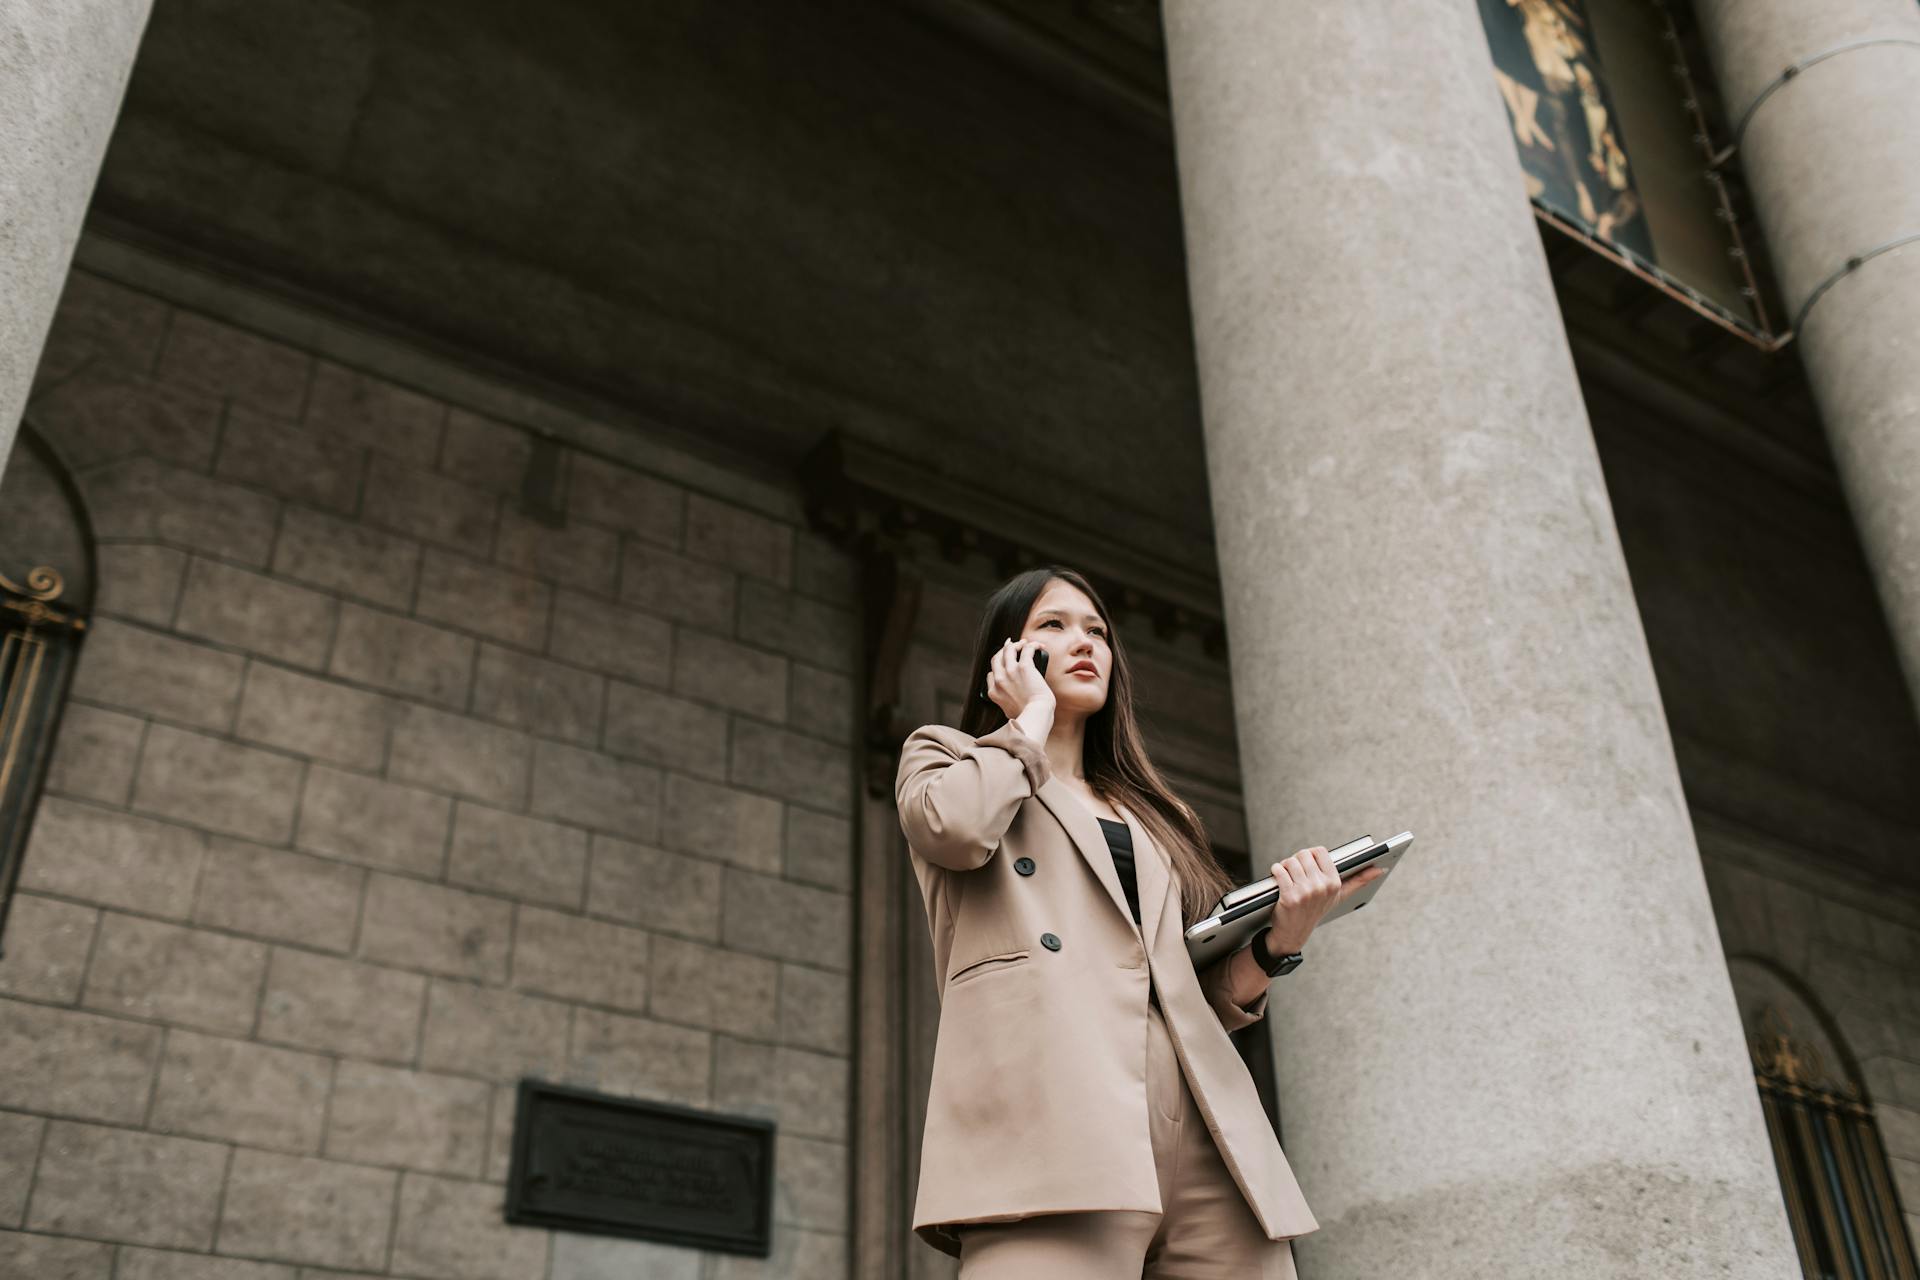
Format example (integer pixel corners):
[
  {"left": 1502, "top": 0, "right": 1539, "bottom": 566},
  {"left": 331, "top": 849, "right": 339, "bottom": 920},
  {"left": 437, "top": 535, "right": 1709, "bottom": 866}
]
[
  {"left": 0, "top": 267, "right": 861, "bottom": 1279},
  {"left": 1698, "top": 817, "right": 1920, "bottom": 1248}
]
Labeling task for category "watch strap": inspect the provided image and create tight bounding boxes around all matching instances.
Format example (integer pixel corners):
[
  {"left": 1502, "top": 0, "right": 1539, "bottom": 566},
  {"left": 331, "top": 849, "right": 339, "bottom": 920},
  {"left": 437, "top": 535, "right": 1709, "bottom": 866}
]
[{"left": 1250, "top": 927, "right": 1302, "bottom": 977}]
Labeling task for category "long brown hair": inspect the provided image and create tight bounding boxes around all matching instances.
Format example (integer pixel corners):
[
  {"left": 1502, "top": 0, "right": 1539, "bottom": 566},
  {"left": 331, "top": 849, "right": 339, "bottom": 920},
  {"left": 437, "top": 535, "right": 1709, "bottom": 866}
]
[{"left": 957, "top": 566, "right": 1236, "bottom": 928}]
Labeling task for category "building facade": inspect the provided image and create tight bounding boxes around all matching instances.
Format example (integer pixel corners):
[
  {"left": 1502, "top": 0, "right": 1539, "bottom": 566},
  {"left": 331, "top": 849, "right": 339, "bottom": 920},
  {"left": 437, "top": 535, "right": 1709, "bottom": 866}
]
[{"left": 0, "top": 2, "right": 1916, "bottom": 1278}]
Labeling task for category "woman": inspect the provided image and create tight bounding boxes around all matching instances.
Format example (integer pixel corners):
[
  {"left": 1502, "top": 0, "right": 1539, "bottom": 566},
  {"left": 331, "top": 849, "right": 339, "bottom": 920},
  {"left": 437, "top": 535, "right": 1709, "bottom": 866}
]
[{"left": 894, "top": 566, "right": 1383, "bottom": 1279}]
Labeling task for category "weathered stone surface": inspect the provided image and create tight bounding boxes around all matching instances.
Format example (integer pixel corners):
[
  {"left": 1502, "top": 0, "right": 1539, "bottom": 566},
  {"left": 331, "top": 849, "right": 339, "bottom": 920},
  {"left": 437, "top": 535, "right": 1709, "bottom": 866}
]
[
  {"left": 28, "top": 1120, "right": 227, "bottom": 1250},
  {"left": 671, "top": 629, "right": 786, "bottom": 722},
  {"left": 660, "top": 773, "right": 783, "bottom": 874},
  {"left": 215, "top": 1149, "right": 397, "bottom": 1270},
  {"left": 602, "top": 681, "right": 728, "bottom": 780},
  {"left": 710, "top": 1226, "right": 847, "bottom": 1280},
  {"left": 419, "top": 981, "right": 571, "bottom": 1081},
  {"left": 296, "top": 766, "right": 450, "bottom": 876},
  {"left": 324, "top": 1061, "right": 489, "bottom": 1177},
  {"left": 96, "top": 542, "right": 189, "bottom": 626},
  {"left": 569, "top": 1010, "right": 711, "bottom": 1106},
  {"left": 713, "top": 1039, "right": 848, "bottom": 1142},
  {"left": 494, "top": 505, "right": 618, "bottom": 593},
  {"left": 43, "top": 272, "right": 169, "bottom": 379},
  {"left": 618, "top": 540, "right": 735, "bottom": 632},
  {"left": 529, "top": 741, "right": 661, "bottom": 842},
  {"left": 360, "top": 459, "right": 497, "bottom": 553},
  {"left": 31, "top": 369, "right": 218, "bottom": 471},
  {"left": 214, "top": 407, "right": 366, "bottom": 514},
  {"left": 546, "top": 589, "right": 673, "bottom": 686},
  {"left": 783, "top": 806, "right": 852, "bottom": 891},
  {"left": 735, "top": 581, "right": 856, "bottom": 674},
  {"left": 150, "top": 1030, "right": 330, "bottom": 1154},
  {"left": 787, "top": 662, "right": 854, "bottom": 746},
  {"left": 439, "top": 409, "right": 531, "bottom": 495},
  {"left": 470, "top": 644, "right": 601, "bottom": 745},
  {"left": 236, "top": 664, "right": 396, "bottom": 771},
  {"left": 414, "top": 549, "right": 550, "bottom": 650},
  {"left": 0, "top": 999, "right": 160, "bottom": 1124},
  {"left": 0, "top": 1110, "right": 41, "bottom": 1229},
  {"left": 193, "top": 838, "right": 364, "bottom": 953},
  {"left": 389, "top": 705, "right": 532, "bottom": 809},
  {"left": 511, "top": 906, "right": 647, "bottom": 1011},
  {"left": 258, "top": 950, "right": 427, "bottom": 1063},
  {"left": 132, "top": 725, "right": 302, "bottom": 843},
  {"left": 157, "top": 311, "right": 310, "bottom": 417},
  {"left": 792, "top": 530, "right": 859, "bottom": 607},
  {"left": 81, "top": 914, "right": 267, "bottom": 1036},
  {"left": 82, "top": 457, "right": 280, "bottom": 567},
  {"left": 0, "top": 1232, "right": 114, "bottom": 1279},
  {"left": 118, "top": 1247, "right": 297, "bottom": 1280},
  {"left": 721, "top": 869, "right": 850, "bottom": 972},
  {"left": 586, "top": 836, "right": 723, "bottom": 939},
  {"left": 272, "top": 507, "right": 418, "bottom": 609},
  {"left": 568, "top": 453, "right": 683, "bottom": 545},
  {"left": 648, "top": 935, "right": 778, "bottom": 1038},
  {"left": 19, "top": 797, "right": 205, "bottom": 920},
  {"left": 176, "top": 558, "right": 337, "bottom": 669},
  {"left": 778, "top": 962, "right": 851, "bottom": 1056},
  {"left": 0, "top": 895, "right": 95, "bottom": 1003},
  {"left": 551, "top": 1233, "right": 703, "bottom": 1280},
  {"left": 447, "top": 803, "right": 587, "bottom": 909},
  {"left": 72, "top": 617, "right": 244, "bottom": 731},
  {"left": 685, "top": 492, "right": 791, "bottom": 587},
  {"left": 358, "top": 874, "right": 512, "bottom": 984},
  {"left": 306, "top": 360, "right": 445, "bottom": 465},
  {"left": 771, "top": 1134, "right": 847, "bottom": 1231},
  {"left": 390, "top": 1173, "right": 548, "bottom": 1280},
  {"left": 728, "top": 720, "right": 852, "bottom": 815},
  {"left": 43, "top": 704, "right": 144, "bottom": 806},
  {"left": 328, "top": 603, "right": 474, "bottom": 707}
]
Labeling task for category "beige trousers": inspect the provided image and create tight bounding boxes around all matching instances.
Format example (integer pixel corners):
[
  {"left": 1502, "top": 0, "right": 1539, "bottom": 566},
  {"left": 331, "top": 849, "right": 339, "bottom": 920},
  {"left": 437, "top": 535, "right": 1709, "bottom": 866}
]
[{"left": 954, "top": 991, "right": 1299, "bottom": 1279}]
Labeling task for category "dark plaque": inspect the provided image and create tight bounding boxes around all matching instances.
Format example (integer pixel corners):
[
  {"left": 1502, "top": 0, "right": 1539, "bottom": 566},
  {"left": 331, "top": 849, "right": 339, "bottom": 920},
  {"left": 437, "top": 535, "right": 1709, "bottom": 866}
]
[{"left": 504, "top": 1079, "right": 775, "bottom": 1256}]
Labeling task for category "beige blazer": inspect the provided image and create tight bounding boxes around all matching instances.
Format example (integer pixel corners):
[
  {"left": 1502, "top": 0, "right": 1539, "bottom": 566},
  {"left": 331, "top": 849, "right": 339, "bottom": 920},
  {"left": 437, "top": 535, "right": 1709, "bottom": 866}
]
[{"left": 894, "top": 719, "right": 1319, "bottom": 1257}]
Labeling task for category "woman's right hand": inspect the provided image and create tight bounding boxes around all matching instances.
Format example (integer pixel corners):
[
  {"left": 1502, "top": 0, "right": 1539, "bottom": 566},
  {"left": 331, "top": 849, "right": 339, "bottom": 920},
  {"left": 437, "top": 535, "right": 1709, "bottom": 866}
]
[{"left": 986, "top": 637, "right": 1056, "bottom": 723}]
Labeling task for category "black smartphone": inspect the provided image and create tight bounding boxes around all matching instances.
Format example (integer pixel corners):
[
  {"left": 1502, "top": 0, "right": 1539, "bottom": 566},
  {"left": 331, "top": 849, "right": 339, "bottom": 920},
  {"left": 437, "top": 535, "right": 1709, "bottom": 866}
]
[{"left": 978, "top": 644, "right": 1049, "bottom": 701}]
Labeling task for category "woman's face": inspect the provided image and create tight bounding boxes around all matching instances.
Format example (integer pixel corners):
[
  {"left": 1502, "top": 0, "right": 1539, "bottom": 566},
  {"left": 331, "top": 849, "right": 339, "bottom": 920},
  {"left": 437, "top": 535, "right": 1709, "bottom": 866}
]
[{"left": 1020, "top": 579, "right": 1111, "bottom": 717}]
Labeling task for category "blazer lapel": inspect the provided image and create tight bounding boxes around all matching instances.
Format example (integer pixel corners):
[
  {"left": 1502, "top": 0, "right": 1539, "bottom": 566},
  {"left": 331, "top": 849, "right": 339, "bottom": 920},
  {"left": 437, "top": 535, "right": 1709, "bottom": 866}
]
[{"left": 1035, "top": 777, "right": 1137, "bottom": 930}]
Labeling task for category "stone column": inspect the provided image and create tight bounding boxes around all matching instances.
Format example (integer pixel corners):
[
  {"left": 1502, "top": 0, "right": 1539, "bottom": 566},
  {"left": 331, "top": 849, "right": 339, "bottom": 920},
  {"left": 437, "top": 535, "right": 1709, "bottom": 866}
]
[
  {"left": 1161, "top": 4, "right": 1799, "bottom": 1276},
  {"left": 0, "top": 0, "right": 152, "bottom": 477},
  {"left": 1694, "top": 0, "right": 1920, "bottom": 713}
]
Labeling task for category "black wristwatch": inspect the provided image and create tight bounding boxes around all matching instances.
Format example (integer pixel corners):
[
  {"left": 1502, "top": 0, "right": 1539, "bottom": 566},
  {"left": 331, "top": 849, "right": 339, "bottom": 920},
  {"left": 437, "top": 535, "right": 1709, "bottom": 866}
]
[{"left": 1250, "top": 927, "right": 1303, "bottom": 977}]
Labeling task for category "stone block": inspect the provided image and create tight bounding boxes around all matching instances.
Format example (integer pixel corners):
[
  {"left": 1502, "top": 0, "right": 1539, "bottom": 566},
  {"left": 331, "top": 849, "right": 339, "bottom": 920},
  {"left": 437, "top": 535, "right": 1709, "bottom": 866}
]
[
  {"left": 792, "top": 529, "right": 859, "bottom": 607},
  {"left": 660, "top": 773, "right": 783, "bottom": 874},
  {"left": 729, "top": 720, "right": 853, "bottom": 815},
  {"left": 0, "top": 999, "right": 160, "bottom": 1124},
  {"left": 0, "top": 895, "right": 96, "bottom": 1003},
  {"left": 788, "top": 662, "right": 854, "bottom": 746},
  {"left": 83, "top": 457, "right": 280, "bottom": 567},
  {"left": 44, "top": 704, "right": 144, "bottom": 806},
  {"left": 215, "top": 1149, "right": 397, "bottom": 1270},
  {"left": 511, "top": 905, "right": 647, "bottom": 1011},
  {"left": 389, "top": 705, "right": 532, "bottom": 808},
  {"left": 157, "top": 311, "right": 311, "bottom": 417},
  {"left": 568, "top": 453, "right": 683, "bottom": 545},
  {"left": 0, "top": 1232, "right": 114, "bottom": 1279},
  {"left": 671, "top": 629, "right": 786, "bottom": 722},
  {"left": 258, "top": 950, "right": 426, "bottom": 1064},
  {"left": 547, "top": 589, "right": 672, "bottom": 686},
  {"left": 390, "top": 1173, "right": 548, "bottom": 1280},
  {"left": 414, "top": 549, "right": 551, "bottom": 650},
  {"left": 296, "top": 766, "right": 450, "bottom": 875},
  {"left": 328, "top": 603, "right": 474, "bottom": 707},
  {"left": 440, "top": 409, "right": 532, "bottom": 495},
  {"left": 192, "top": 838, "right": 364, "bottom": 952},
  {"left": 72, "top": 616, "right": 244, "bottom": 731},
  {"left": 419, "top": 981, "right": 571, "bottom": 1081},
  {"left": 28, "top": 368, "right": 218, "bottom": 470},
  {"left": 722, "top": 869, "right": 851, "bottom": 972},
  {"left": 306, "top": 360, "right": 445, "bottom": 465},
  {"left": 602, "top": 680, "right": 728, "bottom": 780},
  {"left": 586, "top": 836, "right": 723, "bottom": 939},
  {"left": 486, "top": 1082, "right": 515, "bottom": 1181},
  {"left": 118, "top": 1248, "right": 297, "bottom": 1280},
  {"left": 447, "top": 803, "right": 588, "bottom": 908},
  {"left": 359, "top": 874, "right": 512, "bottom": 984},
  {"left": 150, "top": 1030, "right": 330, "bottom": 1154},
  {"left": 570, "top": 1010, "right": 710, "bottom": 1107},
  {"left": 737, "top": 581, "right": 855, "bottom": 674},
  {"left": 714, "top": 1040, "right": 849, "bottom": 1142},
  {"left": 236, "top": 664, "right": 395, "bottom": 771},
  {"left": 19, "top": 797, "right": 205, "bottom": 919},
  {"left": 46, "top": 271, "right": 170, "bottom": 376},
  {"left": 710, "top": 1226, "right": 847, "bottom": 1280},
  {"left": 685, "top": 492, "right": 792, "bottom": 587},
  {"left": 494, "top": 505, "right": 618, "bottom": 593},
  {"left": 772, "top": 1135, "right": 847, "bottom": 1231},
  {"left": 648, "top": 936, "right": 778, "bottom": 1039},
  {"left": 324, "top": 1061, "right": 489, "bottom": 1176},
  {"left": 176, "top": 558, "right": 337, "bottom": 669},
  {"left": 0, "top": 1110, "right": 41, "bottom": 1228},
  {"left": 784, "top": 807, "right": 853, "bottom": 891},
  {"left": 271, "top": 507, "right": 418, "bottom": 609},
  {"left": 1881, "top": 1103, "right": 1920, "bottom": 1163},
  {"left": 214, "top": 407, "right": 366, "bottom": 514},
  {"left": 28, "top": 1120, "right": 227, "bottom": 1249},
  {"left": 778, "top": 963, "right": 851, "bottom": 1055},
  {"left": 529, "top": 741, "right": 661, "bottom": 842},
  {"left": 81, "top": 914, "right": 268, "bottom": 1036},
  {"left": 618, "top": 540, "right": 734, "bottom": 631},
  {"left": 551, "top": 1233, "right": 703, "bottom": 1280},
  {"left": 360, "top": 460, "right": 498, "bottom": 553},
  {"left": 471, "top": 643, "right": 602, "bottom": 745},
  {"left": 96, "top": 542, "right": 189, "bottom": 627},
  {"left": 132, "top": 725, "right": 302, "bottom": 843}
]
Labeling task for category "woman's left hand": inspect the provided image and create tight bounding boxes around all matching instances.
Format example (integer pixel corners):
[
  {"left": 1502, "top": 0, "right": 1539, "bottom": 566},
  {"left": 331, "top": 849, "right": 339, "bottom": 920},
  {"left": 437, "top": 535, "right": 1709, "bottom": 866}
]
[{"left": 1263, "top": 847, "right": 1387, "bottom": 954}]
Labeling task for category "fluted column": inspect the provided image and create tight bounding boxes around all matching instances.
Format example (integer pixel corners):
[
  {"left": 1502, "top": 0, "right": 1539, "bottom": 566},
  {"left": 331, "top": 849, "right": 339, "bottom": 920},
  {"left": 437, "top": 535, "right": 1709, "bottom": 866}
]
[
  {"left": 1161, "top": 3, "right": 1799, "bottom": 1276},
  {"left": 0, "top": 0, "right": 152, "bottom": 477},
  {"left": 1695, "top": 0, "right": 1920, "bottom": 714}
]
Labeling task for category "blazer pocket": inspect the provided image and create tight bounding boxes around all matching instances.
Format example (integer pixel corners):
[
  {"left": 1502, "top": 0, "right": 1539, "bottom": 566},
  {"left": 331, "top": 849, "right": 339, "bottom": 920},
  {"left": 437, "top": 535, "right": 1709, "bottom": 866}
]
[{"left": 947, "top": 948, "right": 1031, "bottom": 987}]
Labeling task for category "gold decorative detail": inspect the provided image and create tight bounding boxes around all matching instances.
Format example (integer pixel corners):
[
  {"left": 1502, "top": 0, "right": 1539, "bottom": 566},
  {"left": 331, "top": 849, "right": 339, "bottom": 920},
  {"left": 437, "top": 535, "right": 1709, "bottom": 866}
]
[
  {"left": 0, "top": 566, "right": 64, "bottom": 603},
  {"left": 1751, "top": 1004, "right": 1856, "bottom": 1100}
]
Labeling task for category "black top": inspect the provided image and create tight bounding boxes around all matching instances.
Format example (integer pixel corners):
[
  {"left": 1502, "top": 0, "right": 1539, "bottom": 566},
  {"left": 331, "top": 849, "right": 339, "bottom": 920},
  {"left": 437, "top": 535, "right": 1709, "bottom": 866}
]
[{"left": 1097, "top": 816, "right": 1141, "bottom": 925}]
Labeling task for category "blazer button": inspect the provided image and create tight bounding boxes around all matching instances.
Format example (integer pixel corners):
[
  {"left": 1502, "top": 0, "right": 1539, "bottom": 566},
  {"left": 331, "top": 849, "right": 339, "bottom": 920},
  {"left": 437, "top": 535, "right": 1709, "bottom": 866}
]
[
  {"left": 1014, "top": 857, "right": 1036, "bottom": 876},
  {"left": 1041, "top": 932, "right": 1062, "bottom": 951}
]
